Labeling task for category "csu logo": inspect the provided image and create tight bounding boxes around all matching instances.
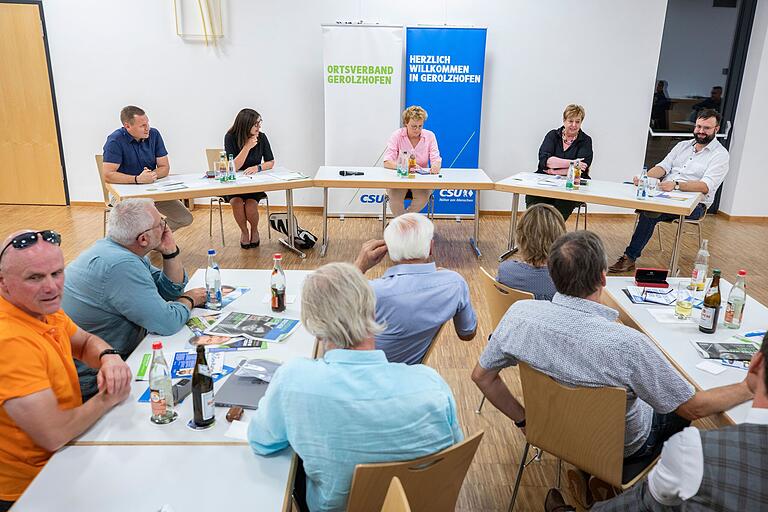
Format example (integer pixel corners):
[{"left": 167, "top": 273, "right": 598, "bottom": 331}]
[
  {"left": 360, "top": 194, "right": 385, "bottom": 204},
  {"left": 439, "top": 189, "right": 474, "bottom": 199}
]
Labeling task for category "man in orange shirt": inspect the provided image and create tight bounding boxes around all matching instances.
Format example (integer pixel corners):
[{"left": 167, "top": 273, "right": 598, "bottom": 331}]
[{"left": 0, "top": 230, "right": 132, "bottom": 510}]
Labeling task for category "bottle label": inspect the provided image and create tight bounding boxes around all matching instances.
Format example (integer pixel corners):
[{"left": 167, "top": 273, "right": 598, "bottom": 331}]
[
  {"left": 198, "top": 364, "right": 211, "bottom": 377},
  {"left": 724, "top": 303, "right": 735, "bottom": 323},
  {"left": 150, "top": 389, "right": 168, "bottom": 416},
  {"left": 201, "top": 390, "right": 215, "bottom": 421},
  {"left": 699, "top": 307, "right": 716, "bottom": 329}
]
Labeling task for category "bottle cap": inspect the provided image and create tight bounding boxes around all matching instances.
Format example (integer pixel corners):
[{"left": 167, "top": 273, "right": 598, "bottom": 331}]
[
  {"left": 713, "top": 269, "right": 721, "bottom": 275},
  {"left": 208, "top": 249, "right": 216, "bottom": 255},
  {"left": 273, "top": 253, "right": 282, "bottom": 260},
  {"left": 152, "top": 341, "right": 163, "bottom": 350},
  {"left": 738, "top": 269, "right": 747, "bottom": 276}
]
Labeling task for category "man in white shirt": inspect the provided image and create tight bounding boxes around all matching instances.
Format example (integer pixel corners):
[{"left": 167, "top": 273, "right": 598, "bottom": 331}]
[
  {"left": 609, "top": 109, "right": 728, "bottom": 273},
  {"left": 545, "top": 333, "right": 767, "bottom": 511}
]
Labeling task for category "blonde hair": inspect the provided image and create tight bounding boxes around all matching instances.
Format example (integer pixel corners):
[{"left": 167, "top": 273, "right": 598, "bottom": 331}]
[
  {"left": 402, "top": 105, "right": 428, "bottom": 125},
  {"left": 518, "top": 204, "right": 567, "bottom": 267},
  {"left": 563, "top": 104, "right": 586, "bottom": 122},
  {"left": 300, "top": 263, "right": 384, "bottom": 350}
]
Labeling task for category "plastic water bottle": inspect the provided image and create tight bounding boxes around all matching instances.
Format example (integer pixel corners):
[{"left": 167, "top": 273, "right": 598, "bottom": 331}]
[
  {"left": 691, "top": 239, "right": 709, "bottom": 292},
  {"left": 149, "top": 341, "right": 177, "bottom": 424},
  {"left": 636, "top": 167, "right": 648, "bottom": 200},
  {"left": 397, "top": 151, "right": 408, "bottom": 178},
  {"left": 227, "top": 154, "right": 236, "bottom": 181},
  {"left": 566, "top": 161, "right": 575, "bottom": 190},
  {"left": 205, "top": 249, "right": 222, "bottom": 310},
  {"left": 724, "top": 270, "right": 747, "bottom": 329}
]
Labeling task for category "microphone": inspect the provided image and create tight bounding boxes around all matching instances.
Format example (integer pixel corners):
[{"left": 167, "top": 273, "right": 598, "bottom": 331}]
[{"left": 339, "top": 170, "right": 364, "bottom": 176}]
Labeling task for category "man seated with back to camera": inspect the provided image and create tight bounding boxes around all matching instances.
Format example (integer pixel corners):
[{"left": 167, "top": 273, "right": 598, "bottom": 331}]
[
  {"left": 354, "top": 212, "right": 477, "bottom": 364},
  {"left": 609, "top": 109, "right": 728, "bottom": 274},
  {"left": 471, "top": 230, "right": 753, "bottom": 508},
  {"left": 62, "top": 198, "right": 206, "bottom": 401},
  {"left": 546, "top": 332, "right": 768, "bottom": 512}
]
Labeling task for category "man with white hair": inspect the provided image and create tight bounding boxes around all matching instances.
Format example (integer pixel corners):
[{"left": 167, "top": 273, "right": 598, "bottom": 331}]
[
  {"left": 248, "top": 262, "right": 463, "bottom": 512},
  {"left": 0, "top": 229, "right": 131, "bottom": 509},
  {"left": 354, "top": 213, "right": 477, "bottom": 364},
  {"left": 62, "top": 198, "right": 206, "bottom": 400}
]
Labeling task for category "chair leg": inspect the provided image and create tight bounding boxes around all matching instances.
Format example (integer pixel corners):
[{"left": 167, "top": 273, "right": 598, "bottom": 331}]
[
  {"left": 103, "top": 209, "right": 108, "bottom": 237},
  {"left": 475, "top": 395, "right": 486, "bottom": 414},
  {"left": 574, "top": 207, "right": 580, "bottom": 232},
  {"left": 555, "top": 458, "right": 563, "bottom": 489},
  {"left": 209, "top": 198, "right": 214, "bottom": 237},
  {"left": 265, "top": 196, "right": 271, "bottom": 240},
  {"left": 218, "top": 198, "right": 225, "bottom": 246},
  {"left": 507, "top": 442, "right": 531, "bottom": 512},
  {"left": 696, "top": 221, "right": 702, "bottom": 248},
  {"left": 657, "top": 223, "right": 663, "bottom": 251},
  {"left": 582, "top": 203, "right": 587, "bottom": 230}
]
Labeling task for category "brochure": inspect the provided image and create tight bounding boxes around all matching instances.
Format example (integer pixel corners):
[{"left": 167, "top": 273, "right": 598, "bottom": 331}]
[
  {"left": 135, "top": 353, "right": 152, "bottom": 381},
  {"left": 187, "top": 334, "right": 266, "bottom": 353},
  {"left": 622, "top": 286, "right": 676, "bottom": 306},
  {"left": 221, "top": 286, "right": 251, "bottom": 308},
  {"left": 691, "top": 338, "right": 760, "bottom": 361},
  {"left": 170, "top": 351, "right": 224, "bottom": 379},
  {"left": 137, "top": 365, "right": 235, "bottom": 403},
  {"left": 205, "top": 311, "right": 300, "bottom": 342}
]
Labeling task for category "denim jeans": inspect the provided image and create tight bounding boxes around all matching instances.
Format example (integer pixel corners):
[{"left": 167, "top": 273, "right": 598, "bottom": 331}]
[
  {"left": 622, "top": 411, "right": 690, "bottom": 483},
  {"left": 625, "top": 203, "right": 706, "bottom": 260}
]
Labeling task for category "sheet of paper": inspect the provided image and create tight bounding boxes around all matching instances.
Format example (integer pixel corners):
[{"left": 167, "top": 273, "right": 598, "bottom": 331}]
[
  {"left": 268, "top": 170, "right": 307, "bottom": 181},
  {"left": 696, "top": 361, "right": 726, "bottom": 375},
  {"left": 224, "top": 419, "right": 250, "bottom": 441},
  {"left": 647, "top": 307, "right": 695, "bottom": 324},
  {"left": 236, "top": 174, "right": 276, "bottom": 184},
  {"left": 261, "top": 293, "right": 297, "bottom": 304}
]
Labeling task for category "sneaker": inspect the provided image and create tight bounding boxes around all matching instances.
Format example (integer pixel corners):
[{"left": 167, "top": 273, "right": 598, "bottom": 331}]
[
  {"left": 544, "top": 488, "right": 577, "bottom": 512},
  {"left": 565, "top": 469, "right": 594, "bottom": 509},
  {"left": 608, "top": 255, "right": 636, "bottom": 274}
]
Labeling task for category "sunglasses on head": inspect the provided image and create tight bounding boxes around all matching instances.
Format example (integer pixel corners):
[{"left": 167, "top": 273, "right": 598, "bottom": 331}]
[{"left": 0, "top": 230, "right": 62, "bottom": 262}]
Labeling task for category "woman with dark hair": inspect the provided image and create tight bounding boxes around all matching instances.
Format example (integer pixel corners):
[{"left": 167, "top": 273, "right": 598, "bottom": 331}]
[{"left": 224, "top": 108, "right": 275, "bottom": 248}]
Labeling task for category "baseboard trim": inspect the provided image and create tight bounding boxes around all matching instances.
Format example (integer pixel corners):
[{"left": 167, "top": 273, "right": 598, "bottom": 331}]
[
  {"left": 716, "top": 211, "right": 768, "bottom": 222},
  {"left": 70, "top": 201, "right": 105, "bottom": 207}
]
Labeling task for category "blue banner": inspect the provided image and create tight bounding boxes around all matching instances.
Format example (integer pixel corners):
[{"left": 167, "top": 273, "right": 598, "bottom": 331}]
[{"left": 405, "top": 27, "right": 487, "bottom": 215}]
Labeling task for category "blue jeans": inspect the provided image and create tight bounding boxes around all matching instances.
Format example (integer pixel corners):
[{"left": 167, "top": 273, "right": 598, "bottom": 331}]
[
  {"left": 625, "top": 203, "right": 706, "bottom": 260},
  {"left": 622, "top": 411, "right": 690, "bottom": 483}
]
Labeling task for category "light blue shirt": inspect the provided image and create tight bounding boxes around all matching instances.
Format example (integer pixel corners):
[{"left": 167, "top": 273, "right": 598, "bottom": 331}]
[
  {"left": 370, "top": 263, "right": 477, "bottom": 364},
  {"left": 496, "top": 259, "right": 557, "bottom": 300},
  {"left": 248, "top": 349, "right": 463, "bottom": 512},
  {"left": 62, "top": 238, "right": 189, "bottom": 398}
]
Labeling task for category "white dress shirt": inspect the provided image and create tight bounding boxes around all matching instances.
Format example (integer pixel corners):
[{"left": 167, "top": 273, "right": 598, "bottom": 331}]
[
  {"left": 648, "top": 407, "right": 768, "bottom": 505},
  {"left": 657, "top": 138, "right": 729, "bottom": 207}
]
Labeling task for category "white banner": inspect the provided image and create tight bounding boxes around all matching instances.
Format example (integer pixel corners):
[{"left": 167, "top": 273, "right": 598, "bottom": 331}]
[{"left": 322, "top": 24, "right": 403, "bottom": 215}]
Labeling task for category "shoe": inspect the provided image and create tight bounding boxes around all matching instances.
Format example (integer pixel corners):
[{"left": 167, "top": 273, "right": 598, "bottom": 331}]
[
  {"left": 544, "top": 488, "right": 576, "bottom": 512},
  {"left": 589, "top": 477, "right": 618, "bottom": 503},
  {"left": 248, "top": 240, "right": 260, "bottom": 248},
  {"left": 566, "top": 469, "right": 594, "bottom": 509},
  {"left": 608, "top": 255, "right": 636, "bottom": 274},
  {"left": 240, "top": 243, "right": 250, "bottom": 249}
]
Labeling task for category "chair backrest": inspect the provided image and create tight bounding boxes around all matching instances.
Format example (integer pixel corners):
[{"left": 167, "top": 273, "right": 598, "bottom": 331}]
[
  {"left": 518, "top": 362, "right": 627, "bottom": 487},
  {"left": 478, "top": 266, "right": 534, "bottom": 329},
  {"left": 380, "top": 477, "right": 412, "bottom": 512},
  {"left": 205, "top": 148, "right": 223, "bottom": 173},
  {"left": 419, "top": 321, "right": 448, "bottom": 365},
  {"left": 346, "top": 431, "right": 484, "bottom": 512},
  {"left": 94, "top": 154, "right": 110, "bottom": 206}
]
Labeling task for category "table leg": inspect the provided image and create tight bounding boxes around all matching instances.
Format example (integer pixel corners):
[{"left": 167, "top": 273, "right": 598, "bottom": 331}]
[
  {"left": 278, "top": 189, "right": 306, "bottom": 259},
  {"left": 381, "top": 191, "right": 387, "bottom": 234},
  {"left": 320, "top": 187, "right": 329, "bottom": 257},
  {"left": 669, "top": 214, "right": 685, "bottom": 276},
  {"left": 469, "top": 190, "right": 482, "bottom": 258},
  {"left": 498, "top": 193, "right": 520, "bottom": 262}
]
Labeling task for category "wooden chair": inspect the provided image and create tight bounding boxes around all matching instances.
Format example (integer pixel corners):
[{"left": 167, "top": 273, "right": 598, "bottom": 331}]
[
  {"left": 419, "top": 321, "right": 448, "bottom": 366},
  {"left": 475, "top": 266, "right": 534, "bottom": 413},
  {"left": 380, "top": 477, "right": 412, "bottom": 512},
  {"left": 346, "top": 431, "right": 484, "bottom": 512},
  {"left": 507, "top": 362, "right": 658, "bottom": 510},
  {"left": 204, "top": 148, "right": 272, "bottom": 246},
  {"left": 95, "top": 155, "right": 111, "bottom": 236}
]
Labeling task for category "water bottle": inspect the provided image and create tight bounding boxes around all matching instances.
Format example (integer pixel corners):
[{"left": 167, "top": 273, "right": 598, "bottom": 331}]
[
  {"left": 691, "top": 239, "right": 709, "bottom": 292},
  {"left": 566, "top": 161, "right": 575, "bottom": 190},
  {"left": 205, "top": 249, "right": 222, "bottom": 310},
  {"left": 636, "top": 167, "right": 648, "bottom": 200},
  {"left": 227, "top": 154, "right": 236, "bottom": 181},
  {"left": 218, "top": 151, "right": 227, "bottom": 183},
  {"left": 397, "top": 151, "right": 408, "bottom": 178},
  {"left": 149, "top": 341, "right": 177, "bottom": 424},
  {"left": 724, "top": 270, "right": 747, "bottom": 329}
]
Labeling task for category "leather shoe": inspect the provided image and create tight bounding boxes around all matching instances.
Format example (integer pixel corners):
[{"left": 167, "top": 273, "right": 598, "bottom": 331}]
[
  {"left": 544, "top": 488, "right": 576, "bottom": 512},
  {"left": 608, "top": 255, "right": 636, "bottom": 274}
]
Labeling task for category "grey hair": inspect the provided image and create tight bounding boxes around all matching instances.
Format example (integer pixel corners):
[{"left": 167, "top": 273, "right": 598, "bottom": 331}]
[
  {"left": 384, "top": 213, "right": 434, "bottom": 262},
  {"left": 107, "top": 198, "right": 156, "bottom": 245},
  {"left": 300, "top": 262, "right": 384, "bottom": 350}
]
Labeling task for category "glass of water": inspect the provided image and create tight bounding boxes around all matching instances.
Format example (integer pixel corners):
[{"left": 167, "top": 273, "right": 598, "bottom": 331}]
[
  {"left": 647, "top": 177, "right": 659, "bottom": 196},
  {"left": 674, "top": 281, "right": 694, "bottom": 319}
]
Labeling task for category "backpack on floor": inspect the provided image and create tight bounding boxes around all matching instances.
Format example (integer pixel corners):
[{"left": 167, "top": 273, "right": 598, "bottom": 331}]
[{"left": 268, "top": 213, "right": 317, "bottom": 249}]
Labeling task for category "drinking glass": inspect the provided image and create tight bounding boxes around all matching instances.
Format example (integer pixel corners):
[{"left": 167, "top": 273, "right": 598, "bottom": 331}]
[
  {"left": 674, "top": 281, "right": 694, "bottom": 319},
  {"left": 647, "top": 177, "right": 659, "bottom": 195}
]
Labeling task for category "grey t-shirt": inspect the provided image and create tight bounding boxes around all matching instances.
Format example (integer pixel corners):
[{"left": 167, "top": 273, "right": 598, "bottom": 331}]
[{"left": 479, "top": 293, "right": 695, "bottom": 456}]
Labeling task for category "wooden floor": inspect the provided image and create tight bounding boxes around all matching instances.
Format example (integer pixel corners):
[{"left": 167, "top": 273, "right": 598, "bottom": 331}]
[{"left": 3, "top": 204, "right": 766, "bottom": 512}]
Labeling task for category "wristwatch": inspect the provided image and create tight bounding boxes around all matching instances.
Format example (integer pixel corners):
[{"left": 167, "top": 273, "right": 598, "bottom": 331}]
[
  {"left": 674, "top": 181, "right": 680, "bottom": 191},
  {"left": 162, "top": 245, "right": 180, "bottom": 259},
  {"left": 257, "top": 164, "right": 263, "bottom": 172},
  {"left": 99, "top": 348, "right": 121, "bottom": 360},
  {"left": 514, "top": 418, "right": 526, "bottom": 429}
]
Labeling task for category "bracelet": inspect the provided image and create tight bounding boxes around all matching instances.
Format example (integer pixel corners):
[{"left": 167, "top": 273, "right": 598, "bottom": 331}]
[
  {"left": 178, "top": 295, "right": 195, "bottom": 308},
  {"left": 134, "top": 175, "right": 138, "bottom": 184},
  {"left": 99, "top": 348, "right": 121, "bottom": 360},
  {"left": 514, "top": 418, "right": 526, "bottom": 429},
  {"left": 162, "top": 245, "right": 180, "bottom": 259}
]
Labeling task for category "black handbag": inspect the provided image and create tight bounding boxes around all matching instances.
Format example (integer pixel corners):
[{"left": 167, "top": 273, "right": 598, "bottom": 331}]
[{"left": 268, "top": 213, "right": 317, "bottom": 249}]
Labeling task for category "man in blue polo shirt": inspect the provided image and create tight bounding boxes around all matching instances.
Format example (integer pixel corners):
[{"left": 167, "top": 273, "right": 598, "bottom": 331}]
[
  {"left": 355, "top": 213, "right": 477, "bottom": 364},
  {"left": 102, "top": 106, "right": 192, "bottom": 230}
]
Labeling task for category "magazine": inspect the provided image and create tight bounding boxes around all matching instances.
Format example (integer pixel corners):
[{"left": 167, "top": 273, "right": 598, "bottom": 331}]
[
  {"left": 205, "top": 311, "right": 300, "bottom": 342},
  {"left": 186, "top": 312, "right": 220, "bottom": 336},
  {"left": 187, "top": 334, "right": 266, "bottom": 353},
  {"left": 171, "top": 351, "right": 224, "bottom": 379},
  {"left": 691, "top": 338, "right": 759, "bottom": 361}
]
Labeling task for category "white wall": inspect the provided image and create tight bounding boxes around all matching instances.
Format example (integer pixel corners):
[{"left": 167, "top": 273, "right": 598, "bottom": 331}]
[
  {"left": 655, "top": 0, "right": 738, "bottom": 98},
  {"left": 720, "top": 0, "right": 768, "bottom": 216},
  {"left": 43, "top": 0, "right": 668, "bottom": 213}
]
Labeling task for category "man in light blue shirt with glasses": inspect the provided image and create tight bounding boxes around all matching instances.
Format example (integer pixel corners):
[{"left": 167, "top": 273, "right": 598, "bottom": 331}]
[{"left": 354, "top": 213, "right": 477, "bottom": 364}]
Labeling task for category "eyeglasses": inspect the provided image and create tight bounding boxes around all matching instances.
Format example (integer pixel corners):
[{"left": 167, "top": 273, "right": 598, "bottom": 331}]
[
  {"left": 0, "top": 230, "right": 62, "bottom": 262},
  {"left": 135, "top": 219, "right": 167, "bottom": 241}
]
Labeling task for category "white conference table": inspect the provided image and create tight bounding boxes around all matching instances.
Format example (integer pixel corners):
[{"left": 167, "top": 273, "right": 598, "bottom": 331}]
[
  {"left": 495, "top": 173, "right": 702, "bottom": 274},
  {"left": 313, "top": 166, "right": 495, "bottom": 258},
  {"left": 12, "top": 445, "right": 292, "bottom": 512},
  {"left": 603, "top": 276, "right": 767, "bottom": 425},
  {"left": 17, "top": 269, "right": 315, "bottom": 512},
  {"left": 106, "top": 168, "right": 314, "bottom": 258}
]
